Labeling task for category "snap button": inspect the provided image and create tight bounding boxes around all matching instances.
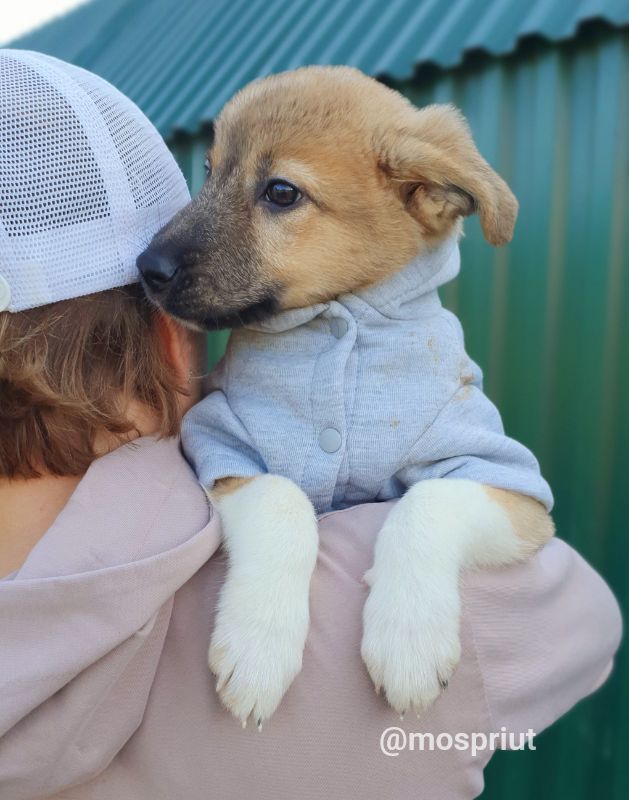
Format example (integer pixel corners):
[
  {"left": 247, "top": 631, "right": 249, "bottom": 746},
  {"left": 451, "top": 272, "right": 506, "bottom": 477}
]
[
  {"left": 329, "top": 317, "right": 348, "bottom": 339},
  {"left": 318, "top": 427, "right": 342, "bottom": 453},
  {"left": 0, "top": 274, "right": 11, "bottom": 312}
]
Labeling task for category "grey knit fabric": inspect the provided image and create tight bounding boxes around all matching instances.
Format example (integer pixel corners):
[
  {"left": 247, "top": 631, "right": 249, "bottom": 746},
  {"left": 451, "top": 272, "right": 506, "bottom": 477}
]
[{"left": 183, "top": 236, "right": 553, "bottom": 514}]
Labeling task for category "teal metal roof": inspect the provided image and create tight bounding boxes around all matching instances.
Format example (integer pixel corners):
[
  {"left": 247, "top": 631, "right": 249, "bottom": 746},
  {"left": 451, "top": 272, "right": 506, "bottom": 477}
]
[{"left": 9, "top": 0, "right": 629, "bottom": 138}]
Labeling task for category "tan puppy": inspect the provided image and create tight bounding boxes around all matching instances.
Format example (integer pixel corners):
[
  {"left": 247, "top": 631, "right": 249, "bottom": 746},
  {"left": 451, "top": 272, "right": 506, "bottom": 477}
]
[{"left": 138, "top": 67, "right": 554, "bottom": 726}]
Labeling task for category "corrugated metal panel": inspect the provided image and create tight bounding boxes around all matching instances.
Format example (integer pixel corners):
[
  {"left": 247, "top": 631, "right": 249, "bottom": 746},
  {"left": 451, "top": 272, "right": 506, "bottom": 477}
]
[{"left": 9, "top": 0, "right": 629, "bottom": 137}]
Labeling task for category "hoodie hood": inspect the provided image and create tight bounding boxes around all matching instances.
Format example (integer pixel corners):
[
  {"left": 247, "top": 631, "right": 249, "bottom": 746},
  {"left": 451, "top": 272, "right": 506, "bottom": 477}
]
[
  {"left": 0, "top": 437, "right": 220, "bottom": 799},
  {"left": 245, "top": 234, "right": 460, "bottom": 334}
]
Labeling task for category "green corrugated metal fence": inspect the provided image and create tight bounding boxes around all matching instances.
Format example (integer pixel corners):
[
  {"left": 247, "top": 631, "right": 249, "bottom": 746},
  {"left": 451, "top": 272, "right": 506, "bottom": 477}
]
[{"left": 171, "top": 22, "right": 628, "bottom": 800}]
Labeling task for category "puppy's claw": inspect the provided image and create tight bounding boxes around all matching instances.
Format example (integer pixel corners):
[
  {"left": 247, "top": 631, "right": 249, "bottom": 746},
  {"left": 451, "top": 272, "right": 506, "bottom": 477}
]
[
  {"left": 257, "top": 719, "right": 263, "bottom": 732},
  {"left": 439, "top": 676, "right": 449, "bottom": 690}
]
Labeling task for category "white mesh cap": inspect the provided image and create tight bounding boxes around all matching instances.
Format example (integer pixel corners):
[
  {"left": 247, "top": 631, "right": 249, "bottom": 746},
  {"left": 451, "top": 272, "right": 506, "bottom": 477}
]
[{"left": 0, "top": 50, "right": 191, "bottom": 312}]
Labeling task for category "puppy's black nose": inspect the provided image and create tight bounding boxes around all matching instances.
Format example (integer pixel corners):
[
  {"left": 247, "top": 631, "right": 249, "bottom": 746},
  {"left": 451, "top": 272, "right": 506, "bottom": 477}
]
[{"left": 137, "top": 249, "right": 179, "bottom": 291}]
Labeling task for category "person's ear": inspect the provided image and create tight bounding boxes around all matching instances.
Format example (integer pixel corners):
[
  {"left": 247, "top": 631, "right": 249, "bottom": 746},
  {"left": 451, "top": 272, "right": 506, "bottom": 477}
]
[
  {"left": 380, "top": 104, "right": 518, "bottom": 245},
  {"left": 155, "top": 312, "right": 193, "bottom": 384}
]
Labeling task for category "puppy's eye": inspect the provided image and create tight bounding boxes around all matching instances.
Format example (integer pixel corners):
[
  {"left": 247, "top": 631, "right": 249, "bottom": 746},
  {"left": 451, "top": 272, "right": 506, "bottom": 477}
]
[
  {"left": 264, "top": 180, "right": 301, "bottom": 207},
  {"left": 204, "top": 158, "right": 211, "bottom": 176}
]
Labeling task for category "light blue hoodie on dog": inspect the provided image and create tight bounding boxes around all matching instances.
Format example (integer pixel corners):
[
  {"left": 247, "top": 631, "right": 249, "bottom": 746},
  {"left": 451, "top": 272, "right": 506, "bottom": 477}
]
[{"left": 182, "top": 235, "right": 553, "bottom": 514}]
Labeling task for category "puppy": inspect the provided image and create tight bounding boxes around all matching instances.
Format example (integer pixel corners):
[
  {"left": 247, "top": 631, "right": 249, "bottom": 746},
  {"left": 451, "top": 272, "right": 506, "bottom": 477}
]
[{"left": 137, "top": 66, "right": 554, "bottom": 727}]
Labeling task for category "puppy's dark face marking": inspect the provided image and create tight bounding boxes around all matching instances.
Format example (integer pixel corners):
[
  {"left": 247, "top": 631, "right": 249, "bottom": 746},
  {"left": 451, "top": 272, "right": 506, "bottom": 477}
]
[
  {"left": 138, "top": 149, "right": 283, "bottom": 329},
  {"left": 138, "top": 67, "right": 517, "bottom": 330}
]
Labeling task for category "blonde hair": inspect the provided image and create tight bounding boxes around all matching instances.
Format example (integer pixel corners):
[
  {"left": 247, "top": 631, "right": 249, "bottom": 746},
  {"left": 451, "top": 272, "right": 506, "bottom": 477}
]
[{"left": 0, "top": 285, "right": 183, "bottom": 479}]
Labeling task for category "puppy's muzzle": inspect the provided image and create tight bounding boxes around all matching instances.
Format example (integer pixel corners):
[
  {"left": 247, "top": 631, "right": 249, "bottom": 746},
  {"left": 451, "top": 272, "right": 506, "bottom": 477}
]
[{"left": 137, "top": 248, "right": 179, "bottom": 293}]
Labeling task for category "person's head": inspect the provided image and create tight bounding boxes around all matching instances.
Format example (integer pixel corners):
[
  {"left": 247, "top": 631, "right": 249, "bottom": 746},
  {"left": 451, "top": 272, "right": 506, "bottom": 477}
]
[{"left": 0, "top": 50, "right": 199, "bottom": 480}]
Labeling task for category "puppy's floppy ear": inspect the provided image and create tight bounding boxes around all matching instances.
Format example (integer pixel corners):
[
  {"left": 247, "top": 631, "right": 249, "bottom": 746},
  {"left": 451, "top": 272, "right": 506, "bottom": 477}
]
[{"left": 381, "top": 104, "right": 518, "bottom": 246}]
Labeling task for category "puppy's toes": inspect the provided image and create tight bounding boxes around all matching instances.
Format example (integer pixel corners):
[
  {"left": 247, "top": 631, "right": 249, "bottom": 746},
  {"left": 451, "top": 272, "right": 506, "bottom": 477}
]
[
  {"left": 361, "top": 577, "right": 461, "bottom": 717},
  {"left": 209, "top": 600, "right": 308, "bottom": 726},
  {"left": 210, "top": 630, "right": 303, "bottom": 726}
]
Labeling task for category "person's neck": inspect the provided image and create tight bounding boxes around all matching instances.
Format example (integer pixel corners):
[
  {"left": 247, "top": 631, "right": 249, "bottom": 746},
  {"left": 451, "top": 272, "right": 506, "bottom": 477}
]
[{"left": 0, "top": 473, "right": 82, "bottom": 577}]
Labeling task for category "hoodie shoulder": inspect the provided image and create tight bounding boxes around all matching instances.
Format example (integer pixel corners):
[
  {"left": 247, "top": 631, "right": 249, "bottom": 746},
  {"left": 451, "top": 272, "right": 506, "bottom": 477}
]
[
  {"left": 17, "top": 436, "right": 213, "bottom": 580},
  {"left": 0, "top": 437, "right": 220, "bottom": 799}
]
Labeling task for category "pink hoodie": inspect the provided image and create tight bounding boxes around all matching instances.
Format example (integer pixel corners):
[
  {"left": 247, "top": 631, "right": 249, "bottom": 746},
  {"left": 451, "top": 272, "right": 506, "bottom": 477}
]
[{"left": 0, "top": 437, "right": 621, "bottom": 800}]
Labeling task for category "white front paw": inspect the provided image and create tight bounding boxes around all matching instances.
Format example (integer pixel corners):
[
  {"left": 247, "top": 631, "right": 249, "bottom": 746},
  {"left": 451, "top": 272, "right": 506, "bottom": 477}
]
[
  {"left": 209, "top": 475, "right": 319, "bottom": 727},
  {"left": 361, "top": 572, "right": 461, "bottom": 716},
  {"left": 209, "top": 589, "right": 308, "bottom": 727}
]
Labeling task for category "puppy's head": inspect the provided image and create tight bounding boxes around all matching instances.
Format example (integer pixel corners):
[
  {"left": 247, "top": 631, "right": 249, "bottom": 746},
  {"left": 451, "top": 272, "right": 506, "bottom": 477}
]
[{"left": 138, "top": 66, "right": 517, "bottom": 329}]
